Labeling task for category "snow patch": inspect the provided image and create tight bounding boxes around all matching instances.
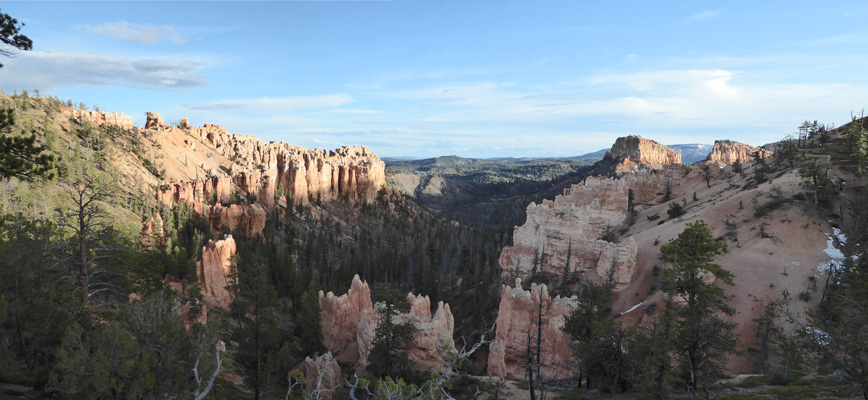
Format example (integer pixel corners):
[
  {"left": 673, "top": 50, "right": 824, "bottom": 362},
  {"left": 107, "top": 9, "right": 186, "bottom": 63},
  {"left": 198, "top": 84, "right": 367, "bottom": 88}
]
[{"left": 619, "top": 302, "right": 644, "bottom": 316}]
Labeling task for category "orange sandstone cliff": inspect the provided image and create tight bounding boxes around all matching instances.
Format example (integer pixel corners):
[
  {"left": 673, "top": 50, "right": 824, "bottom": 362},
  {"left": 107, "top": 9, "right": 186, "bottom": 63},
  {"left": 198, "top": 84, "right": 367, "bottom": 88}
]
[
  {"left": 605, "top": 135, "right": 682, "bottom": 168},
  {"left": 705, "top": 139, "right": 773, "bottom": 164}
]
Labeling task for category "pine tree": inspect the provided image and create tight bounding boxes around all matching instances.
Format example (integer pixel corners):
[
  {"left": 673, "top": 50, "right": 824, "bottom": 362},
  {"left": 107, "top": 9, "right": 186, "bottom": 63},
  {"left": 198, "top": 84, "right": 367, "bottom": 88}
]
[
  {"left": 367, "top": 284, "right": 417, "bottom": 381},
  {"left": 0, "top": 10, "right": 32, "bottom": 68},
  {"left": 0, "top": 108, "right": 57, "bottom": 181},
  {"left": 660, "top": 220, "right": 738, "bottom": 399}
]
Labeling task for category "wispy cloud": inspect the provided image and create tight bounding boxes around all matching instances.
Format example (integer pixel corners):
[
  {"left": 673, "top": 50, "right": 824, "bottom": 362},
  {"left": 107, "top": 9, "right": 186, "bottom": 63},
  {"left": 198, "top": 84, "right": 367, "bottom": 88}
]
[
  {"left": 0, "top": 51, "right": 206, "bottom": 91},
  {"left": 330, "top": 108, "right": 383, "bottom": 114},
  {"left": 78, "top": 21, "right": 186, "bottom": 45},
  {"left": 183, "top": 93, "right": 353, "bottom": 112},
  {"left": 686, "top": 9, "right": 721, "bottom": 21},
  {"left": 807, "top": 31, "right": 868, "bottom": 45}
]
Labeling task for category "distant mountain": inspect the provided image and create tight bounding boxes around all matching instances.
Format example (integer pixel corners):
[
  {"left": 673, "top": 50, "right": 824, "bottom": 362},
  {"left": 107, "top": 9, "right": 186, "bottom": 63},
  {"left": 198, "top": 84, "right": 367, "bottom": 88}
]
[
  {"left": 384, "top": 142, "right": 713, "bottom": 167},
  {"left": 669, "top": 143, "right": 715, "bottom": 164}
]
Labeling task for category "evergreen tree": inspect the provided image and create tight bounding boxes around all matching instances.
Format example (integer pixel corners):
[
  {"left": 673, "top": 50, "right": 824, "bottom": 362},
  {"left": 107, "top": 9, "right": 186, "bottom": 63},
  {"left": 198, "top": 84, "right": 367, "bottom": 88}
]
[
  {"left": 0, "top": 9, "right": 32, "bottom": 68},
  {"left": 800, "top": 231, "right": 868, "bottom": 398},
  {"left": 0, "top": 108, "right": 57, "bottom": 181},
  {"left": 367, "top": 284, "right": 417, "bottom": 381},
  {"left": 231, "top": 255, "right": 282, "bottom": 400},
  {"left": 563, "top": 267, "right": 621, "bottom": 390},
  {"left": 660, "top": 220, "right": 738, "bottom": 399},
  {"left": 297, "top": 277, "right": 325, "bottom": 357}
]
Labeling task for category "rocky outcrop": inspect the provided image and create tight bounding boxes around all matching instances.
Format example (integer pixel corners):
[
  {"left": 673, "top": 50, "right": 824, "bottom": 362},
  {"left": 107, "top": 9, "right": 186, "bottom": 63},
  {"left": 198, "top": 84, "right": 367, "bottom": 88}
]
[
  {"left": 499, "top": 168, "right": 687, "bottom": 288},
  {"left": 319, "top": 275, "right": 456, "bottom": 374},
  {"left": 152, "top": 118, "right": 385, "bottom": 236},
  {"left": 357, "top": 294, "right": 456, "bottom": 372},
  {"left": 145, "top": 111, "right": 169, "bottom": 130},
  {"left": 705, "top": 140, "right": 773, "bottom": 164},
  {"left": 319, "top": 275, "right": 374, "bottom": 365},
  {"left": 607, "top": 136, "right": 681, "bottom": 167},
  {"left": 301, "top": 352, "right": 342, "bottom": 400},
  {"left": 197, "top": 235, "right": 236, "bottom": 310},
  {"left": 488, "top": 279, "right": 577, "bottom": 380},
  {"left": 60, "top": 105, "right": 134, "bottom": 129},
  {"left": 184, "top": 122, "right": 386, "bottom": 205}
]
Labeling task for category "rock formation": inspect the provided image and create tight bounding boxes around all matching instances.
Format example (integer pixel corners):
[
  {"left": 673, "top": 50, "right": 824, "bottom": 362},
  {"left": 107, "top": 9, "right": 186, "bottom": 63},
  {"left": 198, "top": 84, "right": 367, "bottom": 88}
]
[
  {"left": 356, "top": 294, "right": 456, "bottom": 372},
  {"left": 319, "top": 275, "right": 456, "bottom": 374},
  {"left": 705, "top": 140, "right": 773, "bottom": 164},
  {"left": 151, "top": 117, "right": 385, "bottom": 236},
  {"left": 301, "top": 352, "right": 342, "bottom": 400},
  {"left": 488, "top": 279, "right": 577, "bottom": 380},
  {"left": 60, "top": 105, "right": 134, "bottom": 129},
  {"left": 145, "top": 111, "right": 169, "bottom": 130},
  {"left": 319, "top": 275, "right": 374, "bottom": 365},
  {"left": 197, "top": 235, "right": 236, "bottom": 310},
  {"left": 499, "top": 169, "right": 683, "bottom": 287},
  {"left": 607, "top": 135, "right": 681, "bottom": 168}
]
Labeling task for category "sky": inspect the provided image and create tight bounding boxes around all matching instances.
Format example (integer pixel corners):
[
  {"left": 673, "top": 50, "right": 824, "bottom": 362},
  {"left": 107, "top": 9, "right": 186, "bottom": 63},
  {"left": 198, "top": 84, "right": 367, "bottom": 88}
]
[{"left": 1, "top": 1, "right": 867, "bottom": 159}]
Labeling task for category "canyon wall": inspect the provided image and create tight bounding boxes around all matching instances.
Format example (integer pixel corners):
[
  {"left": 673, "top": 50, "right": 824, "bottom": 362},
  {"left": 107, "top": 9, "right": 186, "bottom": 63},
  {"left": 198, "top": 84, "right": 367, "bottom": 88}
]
[
  {"left": 149, "top": 115, "right": 385, "bottom": 236},
  {"left": 181, "top": 121, "right": 386, "bottom": 206},
  {"left": 499, "top": 170, "right": 681, "bottom": 287},
  {"left": 318, "top": 275, "right": 455, "bottom": 374},
  {"left": 705, "top": 140, "right": 774, "bottom": 164},
  {"left": 500, "top": 135, "right": 686, "bottom": 287},
  {"left": 487, "top": 279, "right": 577, "bottom": 380}
]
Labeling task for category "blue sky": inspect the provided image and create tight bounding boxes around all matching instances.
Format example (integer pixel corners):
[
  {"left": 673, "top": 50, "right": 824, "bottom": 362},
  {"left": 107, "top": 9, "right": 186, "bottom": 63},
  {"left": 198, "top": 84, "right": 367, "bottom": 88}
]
[{"left": 1, "top": 1, "right": 867, "bottom": 158}]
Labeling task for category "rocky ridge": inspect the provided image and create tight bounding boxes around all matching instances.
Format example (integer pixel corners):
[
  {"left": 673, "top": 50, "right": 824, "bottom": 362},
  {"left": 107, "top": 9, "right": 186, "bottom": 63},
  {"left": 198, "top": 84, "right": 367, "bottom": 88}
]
[
  {"left": 60, "top": 105, "right": 134, "bottom": 130},
  {"left": 141, "top": 113, "right": 385, "bottom": 236}
]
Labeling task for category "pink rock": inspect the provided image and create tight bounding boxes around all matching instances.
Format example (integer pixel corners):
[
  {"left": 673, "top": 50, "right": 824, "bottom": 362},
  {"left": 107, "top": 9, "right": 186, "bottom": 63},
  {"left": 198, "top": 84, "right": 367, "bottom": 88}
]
[
  {"left": 607, "top": 135, "right": 681, "bottom": 167},
  {"left": 319, "top": 275, "right": 374, "bottom": 365},
  {"left": 487, "top": 279, "right": 577, "bottom": 380},
  {"left": 320, "top": 275, "right": 456, "bottom": 374},
  {"left": 302, "top": 352, "right": 342, "bottom": 400},
  {"left": 197, "top": 235, "right": 236, "bottom": 310},
  {"left": 705, "top": 140, "right": 773, "bottom": 165}
]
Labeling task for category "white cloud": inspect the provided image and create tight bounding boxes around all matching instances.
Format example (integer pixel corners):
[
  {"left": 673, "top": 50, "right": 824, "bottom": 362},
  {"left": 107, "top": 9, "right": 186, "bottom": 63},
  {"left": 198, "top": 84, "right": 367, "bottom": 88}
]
[
  {"left": 0, "top": 51, "right": 206, "bottom": 91},
  {"left": 589, "top": 69, "right": 740, "bottom": 99},
  {"left": 330, "top": 108, "right": 383, "bottom": 114},
  {"left": 807, "top": 31, "right": 868, "bottom": 46},
  {"left": 183, "top": 93, "right": 353, "bottom": 112},
  {"left": 686, "top": 10, "right": 722, "bottom": 21},
  {"left": 79, "top": 21, "right": 186, "bottom": 45}
]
